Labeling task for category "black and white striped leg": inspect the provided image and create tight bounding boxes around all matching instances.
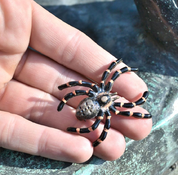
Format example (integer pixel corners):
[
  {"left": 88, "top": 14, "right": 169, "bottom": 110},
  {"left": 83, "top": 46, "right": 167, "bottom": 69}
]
[
  {"left": 67, "top": 110, "right": 104, "bottom": 133},
  {"left": 57, "top": 89, "right": 95, "bottom": 111},
  {"left": 104, "top": 66, "right": 138, "bottom": 92},
  {"left": 114, "top": 91, "right": 149, "bottom": 108},
  {"left": 109, "top": 106, "right": 152, "bottom": 118},
  {"left": 100, "top": 58, "right": 122, "bottom": 89},
  {"left": 58, "top": 80, "right": 99, "bottom": 92},
  {"left": 93, "top": 110, "right": 111, "bottom": 147}
]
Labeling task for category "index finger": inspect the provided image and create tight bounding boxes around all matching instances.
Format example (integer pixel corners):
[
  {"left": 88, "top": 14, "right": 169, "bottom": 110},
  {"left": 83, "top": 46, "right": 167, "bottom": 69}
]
[{"left": 30, "top": 1, "right": 147, "bottom": 100}]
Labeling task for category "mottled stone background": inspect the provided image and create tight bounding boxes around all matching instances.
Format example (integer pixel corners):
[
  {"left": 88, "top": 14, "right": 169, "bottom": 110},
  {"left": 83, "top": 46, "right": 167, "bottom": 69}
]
[{"left": 0, "top": 0, "right": 178, "bottom": 175}]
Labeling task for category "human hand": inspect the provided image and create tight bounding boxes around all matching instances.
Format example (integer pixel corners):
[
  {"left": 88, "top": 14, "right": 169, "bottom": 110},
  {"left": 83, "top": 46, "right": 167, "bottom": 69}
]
[{"left": 0, "top": 0, "right": 152, "bottom": 163}]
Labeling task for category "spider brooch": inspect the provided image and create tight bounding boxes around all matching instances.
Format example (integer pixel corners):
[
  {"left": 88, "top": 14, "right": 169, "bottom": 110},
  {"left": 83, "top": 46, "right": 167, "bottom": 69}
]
[{"left": 57, "top": 58, "right": 152, "bottom": 147}]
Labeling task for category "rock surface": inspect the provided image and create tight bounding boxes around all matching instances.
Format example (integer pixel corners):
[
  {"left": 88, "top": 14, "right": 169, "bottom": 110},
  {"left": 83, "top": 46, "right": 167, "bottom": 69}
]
[
  {"left": 134, "top": 0, "right": 178, "bottom": 54},
  {"left": 0, "top": 0, "right": 178, "bottom": 174}
]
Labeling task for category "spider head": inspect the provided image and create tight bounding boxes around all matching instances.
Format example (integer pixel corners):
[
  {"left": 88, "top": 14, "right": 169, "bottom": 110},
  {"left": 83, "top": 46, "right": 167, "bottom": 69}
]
[
  {"left": 97, "top": 93, "right": 112, "bottom": 106},
  {"left": 97, "top": 92, "right": 119, "bottom": 107}
]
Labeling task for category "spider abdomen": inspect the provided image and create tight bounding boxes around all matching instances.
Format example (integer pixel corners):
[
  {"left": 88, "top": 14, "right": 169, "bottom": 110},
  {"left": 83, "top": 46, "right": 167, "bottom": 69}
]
[{"left": 76, "top": 97, "right": 101, "bottom": 120}]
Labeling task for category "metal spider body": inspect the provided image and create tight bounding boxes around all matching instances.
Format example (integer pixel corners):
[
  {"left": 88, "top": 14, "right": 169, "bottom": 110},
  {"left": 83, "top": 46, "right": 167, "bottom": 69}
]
[{"left": 57, "top": 58, "right": 152, "bottom": 147}]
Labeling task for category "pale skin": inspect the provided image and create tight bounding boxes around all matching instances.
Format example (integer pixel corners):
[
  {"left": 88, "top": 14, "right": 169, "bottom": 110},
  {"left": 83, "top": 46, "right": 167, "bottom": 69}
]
[{"left": 0, "top": 0, "right": 152, "bottom": 163}]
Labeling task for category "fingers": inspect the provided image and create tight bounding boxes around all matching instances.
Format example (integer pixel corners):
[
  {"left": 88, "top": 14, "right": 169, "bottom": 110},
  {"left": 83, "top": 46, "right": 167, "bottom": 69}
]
[
  {"left": 0, "top": 0, "right": 31, "bottom": 53},
  {"left": 0, "top": 0, "right": 32, "bottom": 86},
  {"left": 14, "top": 49, "right": 88, "bottom": 110},
  {"left": 111, "top": 96, "right": 152, "bottom": 140},
  {"left": 14, "top": 49, "right": 147, "bottom": 111},
  {"left": 0, "top": 111, "right": 93, "bottom": 163},
  {"left": 0, "top": 0, "right": 148, "bottom": 102},
  {"left": 30, "top": 1, "right": 147, "bottom": 101},
  {"left": 0, "top": 0, "right": 147, "bottom": 102},
  {"left": 0, "top": 80, "right": 150, "bottom": 161},
  {"left": 13, "top": 49, "right": 152, "bottom": 140},
  {"left": 0, "top": 80, "right": 126, "bottom": 161},
  {"left": 93, "top": 128, "right": 126, "bottom": 160},
  {"left": 111, "top": 107, "right": 152, "bottom": 140}
]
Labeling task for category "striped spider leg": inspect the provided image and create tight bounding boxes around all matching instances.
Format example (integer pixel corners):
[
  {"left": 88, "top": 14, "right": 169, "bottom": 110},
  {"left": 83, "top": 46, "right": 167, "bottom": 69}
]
[{"left": 109, "top": 91, "right": 152, "bottom": 118}]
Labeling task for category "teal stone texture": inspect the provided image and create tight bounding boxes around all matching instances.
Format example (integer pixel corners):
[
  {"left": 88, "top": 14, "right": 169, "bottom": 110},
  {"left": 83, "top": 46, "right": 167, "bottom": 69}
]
[
  {"left": 134, "top": 0, "right": 178, "bottom": 54},
  {"left": 0, "top": 0, "right": 178, "bottom": 174}
]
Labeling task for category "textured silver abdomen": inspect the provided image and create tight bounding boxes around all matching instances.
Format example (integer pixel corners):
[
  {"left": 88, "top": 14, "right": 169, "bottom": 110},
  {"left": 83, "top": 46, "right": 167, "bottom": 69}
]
[{"left": 76, "top": 97, "right": 100, "bottom": 120}]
